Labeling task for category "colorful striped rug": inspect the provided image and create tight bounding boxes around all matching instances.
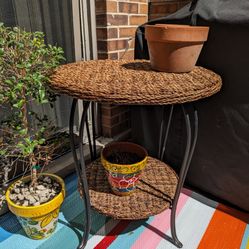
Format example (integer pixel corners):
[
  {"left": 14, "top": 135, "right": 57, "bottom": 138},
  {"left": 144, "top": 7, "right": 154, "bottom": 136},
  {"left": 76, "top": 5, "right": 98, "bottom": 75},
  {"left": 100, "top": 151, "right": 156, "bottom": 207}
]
[{"left": 0, "top": 173, "right": 248, "bottom": 249}]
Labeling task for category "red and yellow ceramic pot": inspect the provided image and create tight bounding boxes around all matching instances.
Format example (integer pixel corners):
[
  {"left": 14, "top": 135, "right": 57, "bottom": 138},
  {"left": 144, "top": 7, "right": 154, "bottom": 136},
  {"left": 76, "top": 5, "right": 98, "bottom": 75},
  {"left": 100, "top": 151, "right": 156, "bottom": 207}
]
[
  {"left": 6, "top": 173, "right": 65, "bottom": 240},
  {"left": 101, "top": 142, "right": 148, "bottom": 196}
]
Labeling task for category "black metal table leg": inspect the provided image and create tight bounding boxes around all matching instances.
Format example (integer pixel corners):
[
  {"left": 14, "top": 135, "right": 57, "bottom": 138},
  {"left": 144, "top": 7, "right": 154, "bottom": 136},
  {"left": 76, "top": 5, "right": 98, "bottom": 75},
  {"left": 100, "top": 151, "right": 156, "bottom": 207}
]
[
  {"left": 86, "top": 111, "right": 94, "bottom": 161},
  {"left": 69, "top": 99, "right": 92, "bottom": 249},
  {"left": 158, "top": 104, "right": 198, "bottom": 248},
  {"left": 159, "top": 105, "right": 174, "bottom": 161},
  {"left": 91, "top": 102, "right": 97, "bottom": 160},
  {"left": 170, "top": 104, "right": 198, "bottom": 248}
]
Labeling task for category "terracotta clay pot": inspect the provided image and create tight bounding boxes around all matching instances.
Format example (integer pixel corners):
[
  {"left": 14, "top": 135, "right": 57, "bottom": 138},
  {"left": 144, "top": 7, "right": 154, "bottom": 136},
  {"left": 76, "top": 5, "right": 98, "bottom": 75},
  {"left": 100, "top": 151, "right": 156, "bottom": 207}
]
[{"left": 145, "top": 24, "right": 210, "bottom": 73}]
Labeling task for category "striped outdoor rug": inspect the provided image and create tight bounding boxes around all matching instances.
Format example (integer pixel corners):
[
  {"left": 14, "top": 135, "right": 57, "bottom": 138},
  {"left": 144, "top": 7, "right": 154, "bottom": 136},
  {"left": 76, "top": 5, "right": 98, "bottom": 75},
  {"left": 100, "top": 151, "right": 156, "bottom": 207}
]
[{"left": 0, "top": 173, "right": 248, "bottom": 249}]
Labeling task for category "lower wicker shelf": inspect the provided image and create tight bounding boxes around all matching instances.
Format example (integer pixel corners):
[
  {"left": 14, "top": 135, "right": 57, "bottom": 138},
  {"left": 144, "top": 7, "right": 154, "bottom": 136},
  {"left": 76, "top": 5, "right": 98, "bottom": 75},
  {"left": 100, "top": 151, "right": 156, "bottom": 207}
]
[{"left": 86, "top": 156, "right": 178, "bottom": 220}]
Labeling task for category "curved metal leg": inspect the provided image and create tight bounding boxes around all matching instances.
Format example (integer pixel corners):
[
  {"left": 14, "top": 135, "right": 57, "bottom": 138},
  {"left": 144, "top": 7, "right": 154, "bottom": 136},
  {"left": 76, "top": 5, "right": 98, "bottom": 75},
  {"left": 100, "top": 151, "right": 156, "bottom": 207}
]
[
  {"left": 183, "top": 108, "right": 198, "bottom": 182},
  {"left": 158, "top": 106, "right": 166, "bottom": 159},
  {"left": 91, "top": 102, "right": 97, "bottom": 159},
  {"left": 69, "top": 99, "right": 91, "bottom": 249},
  {"left": 170, "top": 104, "right": 198, "bottom": 248},
  {"left": 160, "top": 105, "right": 174, "bottom": 161},
  {"left": 69, "top": 99, "right": 80, "bottom": 171},
  {"left": 86, "top": 112, "right": 94, "bottom": 161}
]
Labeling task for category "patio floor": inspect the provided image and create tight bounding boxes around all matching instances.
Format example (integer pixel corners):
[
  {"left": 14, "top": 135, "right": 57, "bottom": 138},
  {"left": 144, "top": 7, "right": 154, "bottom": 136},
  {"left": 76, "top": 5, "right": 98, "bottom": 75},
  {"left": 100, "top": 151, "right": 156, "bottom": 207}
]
[{"left": 0, "top": 173, "right": 248, "bottom": 249}]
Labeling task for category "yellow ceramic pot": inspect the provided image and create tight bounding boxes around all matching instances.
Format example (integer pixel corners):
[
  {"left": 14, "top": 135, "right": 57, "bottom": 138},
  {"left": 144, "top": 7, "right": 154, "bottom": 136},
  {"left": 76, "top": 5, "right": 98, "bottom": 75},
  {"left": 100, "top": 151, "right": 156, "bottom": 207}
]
[
  {"left": 101, "top": 142, "right": 148, "bottom": 196},
  {"left": 6, "top": 173, "right": 65, "bottom": 240}
]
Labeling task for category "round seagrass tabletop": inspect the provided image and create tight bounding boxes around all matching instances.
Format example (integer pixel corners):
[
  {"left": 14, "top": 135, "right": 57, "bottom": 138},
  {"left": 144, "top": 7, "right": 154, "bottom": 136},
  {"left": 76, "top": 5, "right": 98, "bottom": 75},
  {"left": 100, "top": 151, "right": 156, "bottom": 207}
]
[
  {"left": 50, "top": 59, "right": 222, "bottom": 105},
  {"left": 86, "top": 157, "right": 178, "bottom": 220}
]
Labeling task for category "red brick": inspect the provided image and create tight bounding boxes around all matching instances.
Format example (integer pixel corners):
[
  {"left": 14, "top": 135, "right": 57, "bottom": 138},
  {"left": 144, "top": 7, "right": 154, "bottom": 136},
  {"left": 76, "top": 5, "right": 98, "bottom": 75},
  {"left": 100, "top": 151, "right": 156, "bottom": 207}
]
[
  {"left": 119, "top": 2, "right": 138, "bottom": 14},
  {"left": 129, "top": 15, "right": 147, "bottom": 25},
  {"left": 119, "top": 27, "right": 137, "bottom": 38},
  {"left": 96, "top": 28, "right": 118, "bottom": 39},
  {"left": 97, "top": 53, "right": 108, "bottom": 59},
  {"left": 104, "top": 110, "right": 130, "bottom": 127},
  {"left": 95, "top": 1, "right": 106, "bottom": 14},
  {"left": 95, "top": 1, "right": 117, "bottom": 14},
  {"left": 101, "top": 115, "right": 120, "bottom": 127},
  {"left": 106, "top": 1, "right": 118, "bottom": 12},
  {"left": 102, "top": 105, "right": 129, "bottom": 116},
  {"left": 139, "top": 3, "right": 148, "bottom": 14},
  {"left": 107, "top": 39, "right": 128, "bottom": 51},
  {"left": 102, "top": 119, "right": 131, "bottom": 137},
  {"left": 97, "top": 40, "right": 107, "bottom": 51},
  {"left": 107, "top": 14, "right": 129, "bottom": 26},
  {"left": 97, "top": 52, "right": 119, "bottom": 59},
  {"left": 108, "top": 52, "right": 119, "bottom": 59},
  {"left": 96, "top": 14, "right": 107, "bottom": 26}
]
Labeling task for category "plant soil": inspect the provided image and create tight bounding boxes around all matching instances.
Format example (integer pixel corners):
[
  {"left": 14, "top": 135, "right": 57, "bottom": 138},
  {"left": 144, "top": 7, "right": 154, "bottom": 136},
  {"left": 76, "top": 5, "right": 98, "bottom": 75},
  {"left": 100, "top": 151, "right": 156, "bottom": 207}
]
[
  {"left": 9, "top": 176, "right": 61, "bottom": 207},
  {"left": 107, "top": 152, "right": 143, "bottom": 165}
]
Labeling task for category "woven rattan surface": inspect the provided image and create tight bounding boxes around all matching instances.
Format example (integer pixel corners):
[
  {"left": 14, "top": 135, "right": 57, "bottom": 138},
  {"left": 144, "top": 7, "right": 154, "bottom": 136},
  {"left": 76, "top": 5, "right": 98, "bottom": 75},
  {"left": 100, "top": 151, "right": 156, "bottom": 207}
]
[
  {"left": 50, "top": 59, "right": 222, "bottom": 105},
  {"left": 86, "top": 157, "right": 178, "bottom": 220}
]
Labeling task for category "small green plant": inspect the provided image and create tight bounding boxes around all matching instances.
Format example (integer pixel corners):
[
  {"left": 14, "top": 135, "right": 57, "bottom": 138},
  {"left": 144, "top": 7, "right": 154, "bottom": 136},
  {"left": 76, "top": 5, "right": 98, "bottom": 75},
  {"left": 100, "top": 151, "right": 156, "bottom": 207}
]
[{"left": 0, "top": 23, "right": 64, "bottom": 189}]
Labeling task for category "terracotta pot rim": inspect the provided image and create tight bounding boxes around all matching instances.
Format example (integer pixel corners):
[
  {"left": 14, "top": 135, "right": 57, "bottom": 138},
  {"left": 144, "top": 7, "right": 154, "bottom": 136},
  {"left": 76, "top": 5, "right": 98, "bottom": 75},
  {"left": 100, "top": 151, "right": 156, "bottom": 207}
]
[
  {"left": 145, "top": 24, "right": 209, "bottom": 43},
  {"left": 147, "top": 24, "right": 209, "bottom": 31}
]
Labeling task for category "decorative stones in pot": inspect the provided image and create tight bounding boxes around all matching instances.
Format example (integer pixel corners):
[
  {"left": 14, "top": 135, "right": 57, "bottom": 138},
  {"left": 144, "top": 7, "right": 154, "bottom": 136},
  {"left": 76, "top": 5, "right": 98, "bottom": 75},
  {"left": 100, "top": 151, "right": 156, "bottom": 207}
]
[
  {"left": 101, "top": 142, "right": 148, "bottom": 196},
  {"left": 145, "top": 24, "right": 210, "bottom": 73},
  {"left": 5, "top": 173, "right": 65, "bottom": 240}
]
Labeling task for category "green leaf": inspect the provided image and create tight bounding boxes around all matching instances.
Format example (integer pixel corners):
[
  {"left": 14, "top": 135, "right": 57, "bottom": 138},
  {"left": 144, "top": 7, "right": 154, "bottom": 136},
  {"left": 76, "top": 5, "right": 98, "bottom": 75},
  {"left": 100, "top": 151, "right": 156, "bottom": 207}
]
[
  {"left": 13, "top": 99, "right": 25, "bottom": 108},
  {"left": 19, "top": 128, "right": 28, "bottom": 135},
  {"left": 38, "top": 138, "right": 45, "bottom": 145},
  {"left": 39, "top": 89, "right": 45, "bottom": 97},
  {"left": 5, "top": 79, "right": 12, "bottom": 85}
]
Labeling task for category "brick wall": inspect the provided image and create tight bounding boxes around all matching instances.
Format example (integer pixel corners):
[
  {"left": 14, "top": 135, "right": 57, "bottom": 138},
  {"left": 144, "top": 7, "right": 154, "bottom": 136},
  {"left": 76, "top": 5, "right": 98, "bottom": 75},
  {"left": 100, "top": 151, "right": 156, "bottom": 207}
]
[
  {"left": 149, "top": 0, "right": 190, "bottom": 20},
  {"left": 95, "top": 0, "right": 148, "bottom": 60},
  {"left": 95, "top": 0, "right": 148, "bottom": 138}
]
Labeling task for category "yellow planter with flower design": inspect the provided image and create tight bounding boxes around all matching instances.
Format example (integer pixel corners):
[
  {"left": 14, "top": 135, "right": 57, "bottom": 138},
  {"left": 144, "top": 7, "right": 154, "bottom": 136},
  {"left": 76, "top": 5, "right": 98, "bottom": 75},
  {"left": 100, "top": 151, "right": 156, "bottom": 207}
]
[
  {"left": 101, "top": 142, "right": 148, "bottom": 196},
  {"left": 6, "top": 173, "right": 65, "bottom": 240}
]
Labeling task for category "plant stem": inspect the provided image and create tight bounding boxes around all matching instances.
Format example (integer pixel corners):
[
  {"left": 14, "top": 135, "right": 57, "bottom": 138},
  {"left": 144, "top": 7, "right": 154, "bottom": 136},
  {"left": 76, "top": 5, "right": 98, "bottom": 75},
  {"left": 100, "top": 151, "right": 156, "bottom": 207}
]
[
  {"left": 21, "top": 90, "right": 29, "bottom": 132},
  {"left": 31, "top": 163, "right": 37, "bottom": 187},
  {"left": 20, "top": 79, "right": 37, "bottom": 187}
]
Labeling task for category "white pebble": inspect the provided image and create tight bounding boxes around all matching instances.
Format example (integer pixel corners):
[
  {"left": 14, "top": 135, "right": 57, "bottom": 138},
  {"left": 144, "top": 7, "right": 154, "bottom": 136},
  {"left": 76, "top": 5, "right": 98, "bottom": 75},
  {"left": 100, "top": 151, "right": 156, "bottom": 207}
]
[
  {"left": 17, "top": 194, "right": 24, "bottom": 201},
  {"left": 36, "top": 185, "right": 46, "bottom": 190},
  {"left": 9, "top": 194, "right": 17, "bottom": 201},
  {"left": 40, "top": 196, "right": 49, "bottom": 203},
  {"left": 26, "top": 195, "right": 36, "bottom": 204},
  {"left": 23, "top": 200, "right": 29, "bottom": 206},
  {"left": 14, "top": 188, "right": 20, "bottom": 194}
]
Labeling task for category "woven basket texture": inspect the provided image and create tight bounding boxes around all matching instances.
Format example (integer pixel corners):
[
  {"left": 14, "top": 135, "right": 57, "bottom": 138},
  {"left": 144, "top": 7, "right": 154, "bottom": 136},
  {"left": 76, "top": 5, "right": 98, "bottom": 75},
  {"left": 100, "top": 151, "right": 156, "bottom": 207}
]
[
  {"left": 50, "top": 60, "right": 222, "bottom": 105},
  {"left": 86, "top": 157, "right": 178, "bottom": 220}
]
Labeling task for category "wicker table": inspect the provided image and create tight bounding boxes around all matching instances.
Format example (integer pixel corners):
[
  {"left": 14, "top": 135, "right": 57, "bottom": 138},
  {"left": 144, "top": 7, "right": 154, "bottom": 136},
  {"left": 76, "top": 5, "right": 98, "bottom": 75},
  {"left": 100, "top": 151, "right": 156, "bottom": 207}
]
[{"left": 50, "top": 59, "right": 222, "bottom": 249}]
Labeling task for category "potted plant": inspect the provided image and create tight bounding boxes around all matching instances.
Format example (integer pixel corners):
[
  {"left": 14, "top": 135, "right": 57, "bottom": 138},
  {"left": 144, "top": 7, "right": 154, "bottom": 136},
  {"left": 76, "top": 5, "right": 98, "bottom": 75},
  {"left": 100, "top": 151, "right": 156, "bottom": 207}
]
[
  {"left": 101, "top": 142, "right": 148, "bottom": 196},
  {"left": 0, "top": 23, "right": 66, "bottom": 239}
]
